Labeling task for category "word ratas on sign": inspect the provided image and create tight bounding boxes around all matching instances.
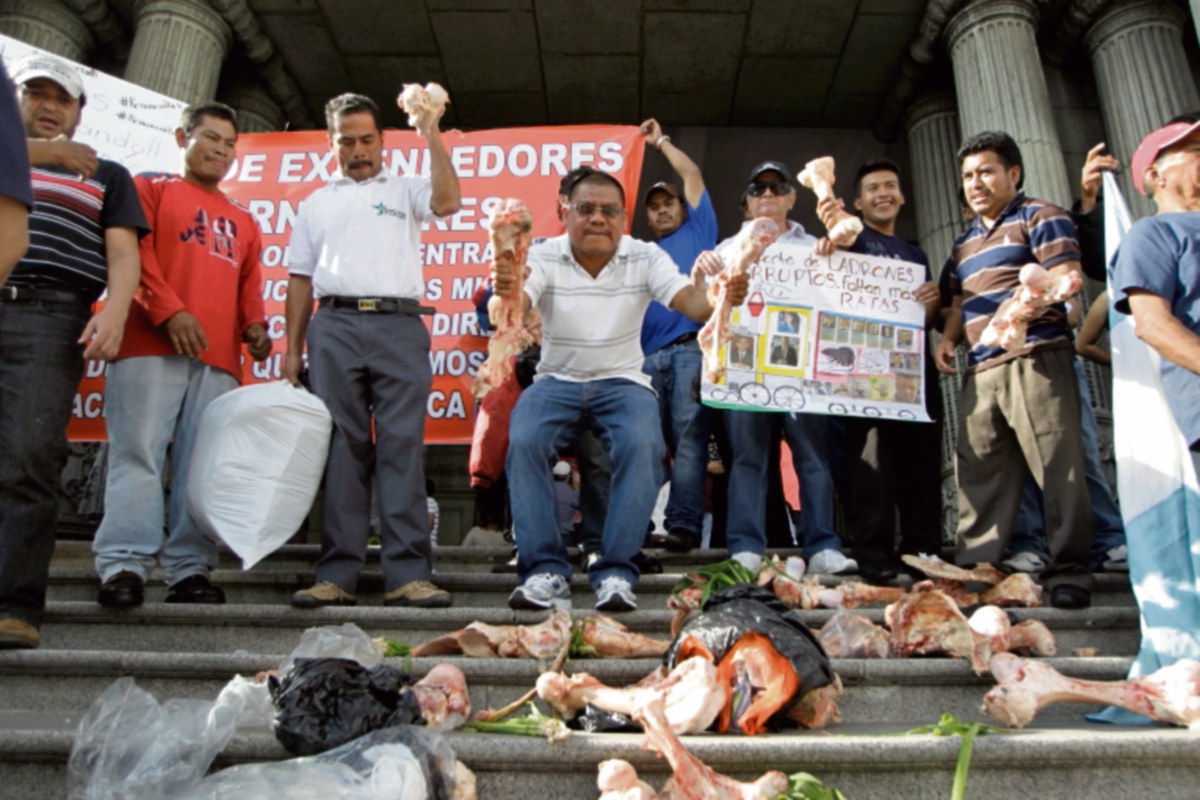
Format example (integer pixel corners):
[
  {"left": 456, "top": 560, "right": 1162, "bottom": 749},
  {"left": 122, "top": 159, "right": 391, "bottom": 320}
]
[{"left": 703, "top": 243, "right": 932, "bottom": 423}]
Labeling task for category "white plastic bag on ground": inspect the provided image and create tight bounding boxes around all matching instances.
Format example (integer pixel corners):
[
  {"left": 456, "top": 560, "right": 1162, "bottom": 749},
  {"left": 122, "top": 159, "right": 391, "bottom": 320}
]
[
  {"left": 187, "top": 381, "right": 332, "bottom": 568},
  {"left": 67, "top": 675, "right": 274, "bottom": 800}
]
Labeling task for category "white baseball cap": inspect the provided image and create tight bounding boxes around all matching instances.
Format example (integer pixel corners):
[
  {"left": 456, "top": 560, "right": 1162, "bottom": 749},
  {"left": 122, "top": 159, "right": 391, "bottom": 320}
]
[{"left": 10, "top": 53, "right": 85, "bottom": 100}]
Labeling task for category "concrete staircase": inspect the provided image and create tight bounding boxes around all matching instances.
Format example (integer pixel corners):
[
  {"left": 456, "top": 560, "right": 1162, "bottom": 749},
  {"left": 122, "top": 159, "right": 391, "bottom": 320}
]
[{"left": 1, "top": 542, "right": 1195, "bottom": 800}]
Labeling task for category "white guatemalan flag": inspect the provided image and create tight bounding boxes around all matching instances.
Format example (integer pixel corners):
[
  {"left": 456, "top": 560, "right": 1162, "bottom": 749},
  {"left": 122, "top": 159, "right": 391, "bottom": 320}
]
[{"left": 1090, "top": 171, "right": 1200, "bottom": 725}]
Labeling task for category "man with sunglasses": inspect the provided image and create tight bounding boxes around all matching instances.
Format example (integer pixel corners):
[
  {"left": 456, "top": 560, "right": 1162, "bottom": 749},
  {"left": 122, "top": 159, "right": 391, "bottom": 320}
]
[
  {"left": 693, "top": 162, "right": 856, "bottom": 577},
  {"left": 493, "top": 168, "right": 748, "bottom": 612},
  {"left": 638, "top": 119, "right": 719, "bottom": 554}
]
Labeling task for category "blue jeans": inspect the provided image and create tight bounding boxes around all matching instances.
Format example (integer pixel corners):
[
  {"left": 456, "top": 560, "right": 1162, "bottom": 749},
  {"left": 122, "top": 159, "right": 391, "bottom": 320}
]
[
  {"left": 93, "top": 357, "right": 236, "bottom": 585},
  {"left": 643, "top": 339, "right": 710, "bottom": 537},
  {"left": 725, "top": 409, "right": 841, "bottom": 558},
  {"left": 507, "top": 377, "right": 664, "bottom": 589},
  {"left": 1010, "top": 358, "right": 1125, "bottom": 565},
  {"left": 0, "top": 299, "right": 91, "bottom": 627}
]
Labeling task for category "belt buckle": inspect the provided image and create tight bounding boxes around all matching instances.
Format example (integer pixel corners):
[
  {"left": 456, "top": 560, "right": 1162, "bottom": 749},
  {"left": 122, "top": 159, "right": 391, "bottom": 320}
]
[
  {"left": 0, "top": 286, "right": 16, "bottom": 301},
  {"left": 357, "top": 298, "right": 378, "bottom": 312}
]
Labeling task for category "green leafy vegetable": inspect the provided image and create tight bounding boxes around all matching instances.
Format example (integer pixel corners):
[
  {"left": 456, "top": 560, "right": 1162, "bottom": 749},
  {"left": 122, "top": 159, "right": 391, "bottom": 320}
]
[
  {"left": 898, "top": 714, "right": 1008, "bottom": 800},
  {"left": 379, "top": 638, "right": 411, "bottom": 658},
  {"left": 569, "top": 623, "right": 597, "bottom": 659},
  {"left": 461, "top": 702, "right": 571, "bottom": 742},
  {"left": 778, "top": 771, "right": 849, "bottom": 800},
  {"left": 670, "top": 558, "right": 758, "bottom": 608}
]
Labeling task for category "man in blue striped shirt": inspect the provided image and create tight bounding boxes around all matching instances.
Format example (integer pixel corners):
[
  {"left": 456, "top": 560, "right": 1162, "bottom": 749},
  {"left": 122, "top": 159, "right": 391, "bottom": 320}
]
[{"left": 934, "top": 131, "right": 1095, "bottom": 609}]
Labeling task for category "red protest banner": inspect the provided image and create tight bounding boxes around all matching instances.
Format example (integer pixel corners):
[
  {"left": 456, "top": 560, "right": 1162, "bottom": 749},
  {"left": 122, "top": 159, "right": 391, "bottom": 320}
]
[{"left": 66, "top": 125, "right": 647, "bottom": 443}]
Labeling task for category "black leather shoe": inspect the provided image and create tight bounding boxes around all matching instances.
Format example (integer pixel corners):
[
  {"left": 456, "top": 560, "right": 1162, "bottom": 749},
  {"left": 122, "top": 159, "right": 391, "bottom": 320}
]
[
  {"left": 166, "top": 574, "right": 226, "bottom": 604},
  {"left": 663, "top": 528, "right": 700, "bottom": 553},
  {"left": 1049, "top": 584, "right": 1091, "bottom": 610},
  {"left": 858, "top": 561, "right": 899, "bottom": 585},
  {"left": 632, "top": 549, "right": 663, "bottom": 575},
  {"left": 98, "top": 571, "right": 144, "bottom": 608}
]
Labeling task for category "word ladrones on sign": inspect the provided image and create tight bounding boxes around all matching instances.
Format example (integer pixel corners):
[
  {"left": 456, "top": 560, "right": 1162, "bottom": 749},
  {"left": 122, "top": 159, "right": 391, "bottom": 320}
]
[{"left": 702, "top": 243, "right": 932, "bottom": 422}]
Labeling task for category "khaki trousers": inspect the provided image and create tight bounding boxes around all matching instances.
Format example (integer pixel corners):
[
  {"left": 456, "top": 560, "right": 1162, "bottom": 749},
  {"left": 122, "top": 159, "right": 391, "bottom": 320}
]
[{"left": 954, "top": 347, "right": 1095, "bottom": 591}]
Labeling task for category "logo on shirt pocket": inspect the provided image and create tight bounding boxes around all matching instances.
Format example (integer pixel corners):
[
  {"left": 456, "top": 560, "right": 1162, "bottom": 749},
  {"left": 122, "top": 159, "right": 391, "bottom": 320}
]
[{"left": 373, "top": 202, "right": 407, "bottom": 220}]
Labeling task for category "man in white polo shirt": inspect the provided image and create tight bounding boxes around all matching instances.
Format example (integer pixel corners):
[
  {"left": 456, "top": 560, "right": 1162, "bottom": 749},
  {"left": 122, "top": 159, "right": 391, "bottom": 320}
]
[
  {"left": 492, "top": 168, "right": 748, "bottom": 611},
  {"left": 283, "top": 92, "right": 460, "bottom": 609}
]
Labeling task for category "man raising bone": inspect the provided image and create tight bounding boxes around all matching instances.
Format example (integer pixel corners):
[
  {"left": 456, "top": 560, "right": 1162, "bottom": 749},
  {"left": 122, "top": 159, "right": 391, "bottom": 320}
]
[
  {"left": 496, "top": 168, "right": 748, "bottom": 612},
  {"left": 285, "top": 92, "right": 460, "bottom": 609}
]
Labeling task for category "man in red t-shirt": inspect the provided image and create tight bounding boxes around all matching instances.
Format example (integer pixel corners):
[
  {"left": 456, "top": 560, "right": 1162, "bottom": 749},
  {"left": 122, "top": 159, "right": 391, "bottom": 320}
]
[{"left": 93, "top": 102, "right": 270, "bottom": 608}]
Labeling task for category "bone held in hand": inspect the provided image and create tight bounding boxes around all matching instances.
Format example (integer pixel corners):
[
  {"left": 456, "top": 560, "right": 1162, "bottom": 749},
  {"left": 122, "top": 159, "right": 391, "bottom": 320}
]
[
  {"left": 398, "top": 82, "right": 449, "bottom": 129},
  {"left": 798, "top": 156, "right": 863, "bottom": 247},
  {"left": 979, "top": 263, "right": 1083, "bottom": 352},
  {"left": 983, "top": 653, "right": 1200, "bottom": 729},
  {"left": 697, "top": 218, "right": 778, "bottom": 384},
  {"left": 473, "top": 199, "right": 534, "bottom": 399}
]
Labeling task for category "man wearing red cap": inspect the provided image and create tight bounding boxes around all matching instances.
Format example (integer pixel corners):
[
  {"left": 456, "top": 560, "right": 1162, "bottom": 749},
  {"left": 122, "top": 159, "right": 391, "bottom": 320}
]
[{"left": 1112, "top": 120, "right": 1200, "bottom": 467}]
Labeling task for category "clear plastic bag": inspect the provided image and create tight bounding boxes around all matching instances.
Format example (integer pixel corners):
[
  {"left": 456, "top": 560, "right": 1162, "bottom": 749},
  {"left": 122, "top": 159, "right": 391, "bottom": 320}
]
[
  {"left": 67, "top": 675, "right": 274, "bottom": 800},
  {"left": 177, "top": 725, "right": 462, "bottom": 800},
  {"left": 277, "top": 622, "right": 384, "bottom": 676},
  {"left": 817, "top": 608, "right": 890, "bottom": 659}
]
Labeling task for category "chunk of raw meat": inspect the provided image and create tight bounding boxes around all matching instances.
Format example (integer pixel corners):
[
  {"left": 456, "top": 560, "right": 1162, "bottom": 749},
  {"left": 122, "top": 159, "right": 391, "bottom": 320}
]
[
  {"left": 537, "top": 656, "right": 724, "bottom": 735},
  {"left": 979, "top": 263, "right": 1083, "bottom": 352},
  {"left": 797, "top": 157, "right": 863, "bottom": 247},
  {"left": 635, "top": 696, "right": 791, "bottom": 800},
  {"left": 398, "top": 82, "right": 449, "bottom": 130},
  {"left": 983, "top": 653, "right": 1200, "bottom": 729},
  {"left": 473, "top": 199, "right": 535, "bottom": 398},
  {"left": 979, "top": 573, "right": 1043, "bottom": 607},
  {"left": 410, "top": 664, "right": 471, "bottom": 731},
  {"left": 818, "top": 609, "right": 890, "bottom": 658},
  {"left": 784, "top": 674, "right": 844, "bottom": 729},
  {"left": 697, "top": 218, "right": 778, "bottom": 383},
  {"left": 901, "top": 553, "right": 1007, "bottom": 585},
  {"left": 886, "top": 588, "right": 991, "bottom": 673},
  {"left": 411, "top": 607, "right": 570, "bottom": 659},
  {"left": 597, "top": 760, "right": 657, "bottom": 800},
  {"left": 967, "top": 606, "right": 1056, "bottom": 658},
  {"left": 578, "top": 615, "right": 671, "bottom": 659}
]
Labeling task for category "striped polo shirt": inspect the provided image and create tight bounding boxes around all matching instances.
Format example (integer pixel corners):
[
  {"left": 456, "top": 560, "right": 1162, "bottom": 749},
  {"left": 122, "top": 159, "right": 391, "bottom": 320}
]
[
  {"left": 524, "top": 233, "right": 691, "bottom": 389},
  {"left": 8, "top": 160, "right": 148, "bottom": 301},
  {"left": 948, "top": 193, "right": 1080, "bottom": 373}
]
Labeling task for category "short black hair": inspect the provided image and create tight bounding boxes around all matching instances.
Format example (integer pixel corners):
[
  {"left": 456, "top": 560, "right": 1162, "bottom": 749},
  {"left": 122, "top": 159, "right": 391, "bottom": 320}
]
[
  {"left": 325, "top": 93, "right": 382, "bottom": 135},
  {"left": 180, "top": 102, "right": 238, "bottom": 136},
  {"left": 854, "top": 158, "right": 903, "bottom": 195},
  {"left": 1165, "top": 112, "right": 1200, "bottom": 125},
  {"left": 561, "top": 166, "right": 625, "bottom": 206},
  {"left": 957, "top": 131, "right": 1024, "bottom": 188}
]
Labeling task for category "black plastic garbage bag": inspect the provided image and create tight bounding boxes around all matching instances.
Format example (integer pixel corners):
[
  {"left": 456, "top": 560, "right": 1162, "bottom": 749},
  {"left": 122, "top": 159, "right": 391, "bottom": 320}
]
[
  {"left": 664, "top": 584, "right": 835, "bottom": 721},
  {"left": 269, "top": 657, "right": 424, "bottom": 756},
  {"left": 568, "top": 703, "right": 642, "bottom": 733}
]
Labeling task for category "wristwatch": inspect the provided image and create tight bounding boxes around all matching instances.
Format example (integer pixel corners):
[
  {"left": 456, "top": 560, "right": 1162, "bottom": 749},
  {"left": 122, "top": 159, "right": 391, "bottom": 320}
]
[{"left": 655, "top": 135, "right": 671, "bottom": 150}]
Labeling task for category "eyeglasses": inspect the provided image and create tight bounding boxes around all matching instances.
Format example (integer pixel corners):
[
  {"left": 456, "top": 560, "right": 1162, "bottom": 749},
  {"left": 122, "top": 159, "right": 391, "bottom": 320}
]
[
  {"left": 566, "top": 202, "right": 625, "bottom": 219},
  {"left": 747, "top": 181, "right": 794, "bottom": 198}
]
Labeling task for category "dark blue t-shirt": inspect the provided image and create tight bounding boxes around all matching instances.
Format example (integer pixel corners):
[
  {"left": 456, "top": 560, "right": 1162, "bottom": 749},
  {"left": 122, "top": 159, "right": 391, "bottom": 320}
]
[
  {"left": 0, "top": 61, "right": 32, "bottom": 210},
  {"left": 640, "top": 189, "right": 718, "bottom": 355},
  {"left": 1111, "top": 213, "right": 1200, "bottom": 447}
]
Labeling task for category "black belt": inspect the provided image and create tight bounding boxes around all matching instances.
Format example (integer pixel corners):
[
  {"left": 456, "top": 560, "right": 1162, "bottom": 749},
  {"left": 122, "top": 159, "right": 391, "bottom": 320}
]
[
  {"left": 319, "top": 296, "right": 434, "bottom": 315},
  {"left": 666, "top": 330, "right": 699, "bottom": 347},
  {"left": 0, "top": 285, "right": 93, "bottom": 304}
]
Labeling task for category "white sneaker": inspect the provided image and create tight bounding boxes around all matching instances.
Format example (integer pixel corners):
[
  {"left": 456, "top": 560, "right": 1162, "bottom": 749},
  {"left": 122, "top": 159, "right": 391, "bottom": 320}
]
[
  {"left": 1103, "top": 545, "right": 1128, "bottom": 572},
  {"left": 808, "top": 549, "right": 858, "bottom": 575},
  {"left": 509, "top": 573, "right": 571, "bottom": 610},
  {"left": 1001, "top": 551, "right": 1047, "bottom": 573},
  {"left": 730, "top": 551, "right": 763, "bottom": 574},
  {"left": 595, "top": 576, "right": 637, "bottom": 612}
]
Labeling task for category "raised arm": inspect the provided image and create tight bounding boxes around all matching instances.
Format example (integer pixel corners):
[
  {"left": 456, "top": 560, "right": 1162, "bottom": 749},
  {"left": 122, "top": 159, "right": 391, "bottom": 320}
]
[
  {"left": 640, "top": 118, "right": 704, "bottom": 209},
  {"left": 416, "top": 108, "right": 460, "bottom": 217}
]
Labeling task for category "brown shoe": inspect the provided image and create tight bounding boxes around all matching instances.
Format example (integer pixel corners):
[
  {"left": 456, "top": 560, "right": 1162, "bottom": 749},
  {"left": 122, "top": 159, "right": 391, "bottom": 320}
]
[
  {"left": 0, "top": 618, "right": 39, "bottom": 649},
  {"left": 291, "top": 581, "right": 356, "bottom": 609},
  {"left": 384, "top": 580, "right": 452, "bottom": 608}
]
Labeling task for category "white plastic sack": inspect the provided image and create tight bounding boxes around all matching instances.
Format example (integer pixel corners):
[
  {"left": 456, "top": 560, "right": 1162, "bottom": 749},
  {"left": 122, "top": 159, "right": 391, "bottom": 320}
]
[{"left": 187, "top": 381, "right": 332, "bottom": 568}]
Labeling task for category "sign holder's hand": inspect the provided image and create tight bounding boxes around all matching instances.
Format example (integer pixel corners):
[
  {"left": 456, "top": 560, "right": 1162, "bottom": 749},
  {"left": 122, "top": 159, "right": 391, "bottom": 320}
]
[{"left": 934, "top": 336, "right": 959, "bottom": 374}]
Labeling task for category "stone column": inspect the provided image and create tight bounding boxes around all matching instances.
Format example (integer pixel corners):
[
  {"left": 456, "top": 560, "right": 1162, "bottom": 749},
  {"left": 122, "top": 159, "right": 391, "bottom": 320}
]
[
  {"left": 903, "top": 94, "right": 964, "bottom": 274},
  {"left": 0, "top": 0, "right": 93, "bottom": 62},
  {"left": 125, "top": 0, "right": 230, "bottom": 104},
  {"left": 1086, "top": 0, "right": 1200, "bottom": 218},
  {"left": 946, "top": 0, "right": 1073, "bottom": 208},
  {"left": 219, "top": 75, "right": 284, "bottom": 133}
]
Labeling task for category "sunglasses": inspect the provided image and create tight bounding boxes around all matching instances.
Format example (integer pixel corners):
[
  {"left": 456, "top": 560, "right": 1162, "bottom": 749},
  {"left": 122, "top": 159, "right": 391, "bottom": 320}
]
[
  {"left": 747, "top": 181, "right": 794, "bottom": 197},
  {"left": 566, "top": 202, "right": 625, "bottom": 219}
]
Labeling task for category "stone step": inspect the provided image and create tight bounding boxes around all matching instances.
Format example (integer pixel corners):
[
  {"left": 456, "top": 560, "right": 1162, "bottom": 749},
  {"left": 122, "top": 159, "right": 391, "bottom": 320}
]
[
  {"left": 35, "top": 601, "right": 1141, "bottom": 656},
  {"left": 1, "top": 711, "right": 1194, "bottom": 800},
  {"left": 0, "top": 648, "right": 1132, "bottom": 725},
  {"left": 43, "top": 566, "right": 1136, "bottom": 608}
]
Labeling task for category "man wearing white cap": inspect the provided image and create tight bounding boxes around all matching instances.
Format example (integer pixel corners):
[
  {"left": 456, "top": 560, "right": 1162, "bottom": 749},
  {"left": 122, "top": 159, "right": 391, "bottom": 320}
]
[{"left": 0, "top": 53, "right": 146, "bottom": 649}]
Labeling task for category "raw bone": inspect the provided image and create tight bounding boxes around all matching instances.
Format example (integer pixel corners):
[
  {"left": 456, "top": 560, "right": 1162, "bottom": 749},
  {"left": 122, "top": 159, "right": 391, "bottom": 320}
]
[
  {"left": 901, "top": 553, "right": 1007, "bottom": 585},
  {"left": 919, "top": 573, "right": 1043, "bottom": 609},
  {"left": 537, "top": 656, "right": 725, "bottom": 735},
  {"left": 597, "top": 760, "right": 657, "bottom": 800},
  {"left": 979, "top": 263, "right": 1083, "bottom": 351},
  {"left": 668, "top": 588, "right": 702, "bottom": 638},
  {"left": 473, "top": 199, "right": 534, "bottom": 398},
  {"left": 398, "top": 82, "right": 449, "bottom": 130},
  {"left": 822, "top": 581, "right": 907, "bottom": 609},
  {"left": 785, "top": 674, "right": 844, "bottom": 729},
  {"left": 410, "top": 607, "right": 571, "bottom": 659},
  {"left": 578, "top": 615, "right": 671, "bottom": 659},
  {"left": 635, "top": 695, "right": 790, "bottom": 800},
  {"left": 410, "top": 663, "right": 471, "bottom": 731},
  {"left": 697, "top": 218, "right": 778, "bottom": 383},
  {"left": 983, "top": 653, "right": 1200, "bottom": 729},
  {"left": 797, "top": 156, "right": 863, "bottom": 247},
  {"left": 967, "top": 606, "right": 1056, "bottom": 657},
  {"left": 818, "top": 608, "right": 890, "bottom": 658},
  {"left": 885, "top": 587, "right": 992, "bottom": 673}
]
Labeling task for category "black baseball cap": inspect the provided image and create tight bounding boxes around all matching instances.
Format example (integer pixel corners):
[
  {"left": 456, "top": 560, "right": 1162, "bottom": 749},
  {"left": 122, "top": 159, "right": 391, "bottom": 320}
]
[
  {"left": 748, "top": 161, "right": 794, "bottom": 185},
  {"left": 643, "top": 181, "right": 681, "bottom": 205}
]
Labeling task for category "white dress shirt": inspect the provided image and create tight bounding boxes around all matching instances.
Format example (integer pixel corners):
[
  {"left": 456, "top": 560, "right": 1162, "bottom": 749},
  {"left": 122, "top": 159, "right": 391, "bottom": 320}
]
[
  {"left": 716, "top": 219, "right": 815, "bottom": 254},
  {"left": 286, "top": 172, "right": 439, "bottom": 300}
]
